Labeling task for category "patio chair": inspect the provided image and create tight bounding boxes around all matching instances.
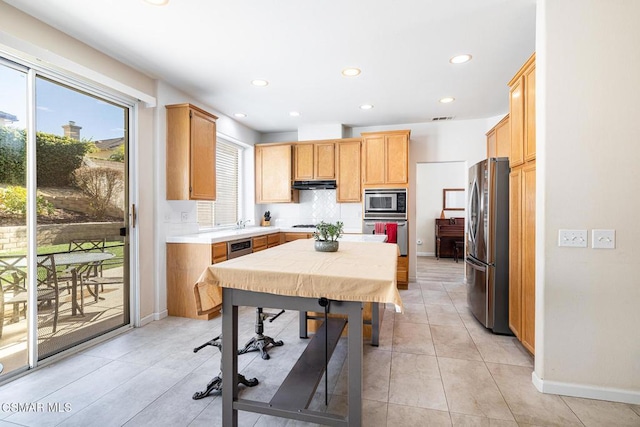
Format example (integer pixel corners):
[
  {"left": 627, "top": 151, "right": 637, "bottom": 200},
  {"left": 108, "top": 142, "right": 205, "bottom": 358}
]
[
  {"left": 68, "top": 238, "right": 106, "bottom": 253},
  {"left": 0, "top": 255, "right": 28, "bottom": 338},
  {"left": 65, "top": 238, "right": 107, "bottom": 291},
  {"left": 35, "top": 255, "right": 62, "bottom": 333},
  {"left": 0, "top": 254, "right": 62, "bottom": 335},
  {"left": 79, "top": 255, "right": 124, "bottom": 303}
]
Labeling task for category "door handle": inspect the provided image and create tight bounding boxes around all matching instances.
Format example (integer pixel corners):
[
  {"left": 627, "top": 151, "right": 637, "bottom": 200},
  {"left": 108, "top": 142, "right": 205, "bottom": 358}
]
[{"left": 131, "top": 204, "right": 137, "bottom": 229}]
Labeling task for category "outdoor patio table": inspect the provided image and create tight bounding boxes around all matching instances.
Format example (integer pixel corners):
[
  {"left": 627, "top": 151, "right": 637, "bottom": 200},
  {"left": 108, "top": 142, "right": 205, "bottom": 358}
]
[
  {"left": 51, "top": 252, "right": 115, "bottom": 316},
  {"left": 14, "top": 252, "right": 115, "bottom": 316},
  {"left": 195, "top": 239, "right": 402, "bottom": 427}
]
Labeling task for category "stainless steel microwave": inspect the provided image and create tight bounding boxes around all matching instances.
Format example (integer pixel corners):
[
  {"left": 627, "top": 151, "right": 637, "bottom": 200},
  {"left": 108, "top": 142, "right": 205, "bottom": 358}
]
[{"left": 363, "top": 188, "right": 407, "bottom": 219}]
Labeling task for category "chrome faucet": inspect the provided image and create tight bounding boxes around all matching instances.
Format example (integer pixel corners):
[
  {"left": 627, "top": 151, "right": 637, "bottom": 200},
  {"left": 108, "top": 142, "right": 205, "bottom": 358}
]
[{"left": 236, "top": 219, "right": 249, "bottom": 229}]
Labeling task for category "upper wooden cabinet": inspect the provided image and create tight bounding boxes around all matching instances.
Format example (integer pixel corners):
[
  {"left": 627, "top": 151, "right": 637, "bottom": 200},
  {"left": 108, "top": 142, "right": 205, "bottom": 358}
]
[
  {"left": 293, "top": 142, "right": 335, "bottom": 180},
  {"left": 487, "top": 115, "right": 510, "bottom": 159},
  {"left": 335, "top": 139, "right": 362, "bottom": 202},
  {"left": 255, "top": 144, "right": 299, "bottom": 203},
  {"left": 508, "top": 53, "right": 536, "bottom": 167},
  {"left": 361, "top": 130, "right": 410, "bottom": 186},
  {"left": 166, "top": 103, "right": 218, "bottom": 200}
]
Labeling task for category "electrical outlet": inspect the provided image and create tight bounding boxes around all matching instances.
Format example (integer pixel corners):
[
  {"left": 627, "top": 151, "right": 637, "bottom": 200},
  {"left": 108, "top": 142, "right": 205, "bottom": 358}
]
[
  {"left": 592, "top": 229, "right": 615, "bottom": 249},
  {"left": 181, "top": 212, "right": 189, "bottom": 223},
  {"left": 558, "top": 229, "right": 587, "bottom": 248}
]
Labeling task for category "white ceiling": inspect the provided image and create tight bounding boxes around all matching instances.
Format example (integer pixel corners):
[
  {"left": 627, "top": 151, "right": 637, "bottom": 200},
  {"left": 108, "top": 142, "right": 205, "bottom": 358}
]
[{"left": 5, "top": 0, "right": 537, "bottom": 134}]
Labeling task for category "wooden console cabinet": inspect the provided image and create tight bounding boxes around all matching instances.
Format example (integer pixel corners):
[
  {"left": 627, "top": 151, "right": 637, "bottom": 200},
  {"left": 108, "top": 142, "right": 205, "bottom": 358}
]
[{"left": 435, "top": 218, "right": 464, "bottom": 259}]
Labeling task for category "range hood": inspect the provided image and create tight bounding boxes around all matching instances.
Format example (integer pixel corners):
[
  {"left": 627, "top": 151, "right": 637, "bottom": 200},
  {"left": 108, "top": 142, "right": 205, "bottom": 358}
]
[{"left": 292, "top": 180, "right": 337, "bottom": 190}]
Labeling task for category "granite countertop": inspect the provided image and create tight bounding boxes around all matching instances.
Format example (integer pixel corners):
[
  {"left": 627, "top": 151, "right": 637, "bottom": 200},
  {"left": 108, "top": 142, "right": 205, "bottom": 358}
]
[{"left": 166, "top": 226, "right": 381, "bottom": 244}]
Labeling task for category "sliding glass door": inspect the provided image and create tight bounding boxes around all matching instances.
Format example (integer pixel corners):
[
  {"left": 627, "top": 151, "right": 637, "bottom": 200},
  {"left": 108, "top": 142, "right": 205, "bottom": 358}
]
[
  {"left": 0, "top": 60, "right": 28, "bottom": 376},
  {"left": 34, "top": 77, "right": 130, "bottom": 358},
  {"left": 0, "top": 57, "right": 132, "bottom": 375}
]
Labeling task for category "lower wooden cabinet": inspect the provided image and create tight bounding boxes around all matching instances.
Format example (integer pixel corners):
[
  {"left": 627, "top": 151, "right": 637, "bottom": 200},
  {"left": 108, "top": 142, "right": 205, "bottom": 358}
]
[
  {"left": 283, "top": 232, "right": 313, "bottom": 242},
  {"left": 396, "top": 256, "right": 408, "bottom": 289},
  {"left": 212, "top": 242, "right": 227, "bottom": 264},
  {"left": 253, "top": 235, "right": 268, "bottom": 252},
  {"left": 252, "top": 233, "right": 282, "bottom": 252},
  {"left": 267, "top": 233, "right": 281, "bottom": 248},
  {"left": 167, "top": 243, "right": 220, "bottom": 320},
  {"left": 508, "top": 162, "right": 536, "bottom": 354}
]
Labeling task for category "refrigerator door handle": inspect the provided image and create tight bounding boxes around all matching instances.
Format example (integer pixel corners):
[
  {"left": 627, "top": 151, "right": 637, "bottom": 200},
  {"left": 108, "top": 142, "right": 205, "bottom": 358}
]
[{"left": 465, "top": 257, "right": 487, "bottom": 273}]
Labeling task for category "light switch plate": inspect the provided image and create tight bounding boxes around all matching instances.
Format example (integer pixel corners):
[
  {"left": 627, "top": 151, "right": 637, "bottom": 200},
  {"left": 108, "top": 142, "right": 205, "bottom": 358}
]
[
  {"left": 558, "top": 229, "right": 588, "bottom": 247},
  {"left": 592, "top": 229, "right": 615, "bottom": 249}
]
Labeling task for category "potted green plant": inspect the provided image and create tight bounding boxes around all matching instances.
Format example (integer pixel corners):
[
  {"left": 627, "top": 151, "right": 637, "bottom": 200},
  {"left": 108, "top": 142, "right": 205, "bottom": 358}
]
[{"left": 313, "top": 221, "right": 344, "bottom": 252}]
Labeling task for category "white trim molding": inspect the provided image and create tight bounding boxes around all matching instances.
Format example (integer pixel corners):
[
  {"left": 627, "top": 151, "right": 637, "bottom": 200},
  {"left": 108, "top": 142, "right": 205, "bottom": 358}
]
[{"left": 532, "top": 372, "right": 640, "bottom": 405}]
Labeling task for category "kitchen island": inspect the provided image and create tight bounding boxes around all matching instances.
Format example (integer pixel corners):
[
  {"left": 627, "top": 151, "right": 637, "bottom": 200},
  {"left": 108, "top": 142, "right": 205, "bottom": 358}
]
[
  {"left": 166, "top": 227, "right": 387, "bottom": 319},
  {"left": 194, "top": 239, "right": 401, "bottom": 426}
]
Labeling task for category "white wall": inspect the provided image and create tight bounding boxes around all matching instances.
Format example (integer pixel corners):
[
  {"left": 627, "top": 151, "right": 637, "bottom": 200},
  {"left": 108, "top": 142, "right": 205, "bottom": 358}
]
[
  {"left": 415, "top": 162, "right": 467, "bottom": 256},
  {"left": 154, "top": 80, "right": 262, "bottom": 319},
  {"left": 0, "top": 2, "right": 158, "bottom": 323},
  {"left": 536, "top": 0, "right": 640, "bottom": 403},
  {"left": 352, "top": 119, "right": 494, "bottom": 281}
]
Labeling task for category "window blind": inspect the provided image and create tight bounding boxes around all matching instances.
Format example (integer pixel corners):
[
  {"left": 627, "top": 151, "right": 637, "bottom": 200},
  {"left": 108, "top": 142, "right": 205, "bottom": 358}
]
[{"left": 197, "top": 138, "right": 240, "bottom": 228}]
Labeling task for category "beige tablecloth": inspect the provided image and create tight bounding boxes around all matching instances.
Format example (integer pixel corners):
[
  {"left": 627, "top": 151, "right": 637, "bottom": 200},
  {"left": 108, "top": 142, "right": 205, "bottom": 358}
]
[{"left": 194, "top": 239, "right": 402, "bottom": 315}]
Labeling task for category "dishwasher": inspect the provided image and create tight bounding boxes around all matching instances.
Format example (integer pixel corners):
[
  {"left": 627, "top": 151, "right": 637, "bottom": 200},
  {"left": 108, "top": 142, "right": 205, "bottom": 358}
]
[{"left": 227, "top": 237, "right": 253, "bottom": 259}]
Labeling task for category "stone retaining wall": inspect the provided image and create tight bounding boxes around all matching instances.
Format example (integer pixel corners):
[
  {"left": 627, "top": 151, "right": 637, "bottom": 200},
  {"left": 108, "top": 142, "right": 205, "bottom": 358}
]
[{"left": 0, "top": 222, "right": 122, "bottom": 252}]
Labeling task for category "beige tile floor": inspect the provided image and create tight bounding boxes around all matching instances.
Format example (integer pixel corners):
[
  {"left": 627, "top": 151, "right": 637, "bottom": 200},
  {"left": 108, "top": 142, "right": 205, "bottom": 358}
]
[{"left": 0, "top": 256, "right": 638, "bottom": 426}]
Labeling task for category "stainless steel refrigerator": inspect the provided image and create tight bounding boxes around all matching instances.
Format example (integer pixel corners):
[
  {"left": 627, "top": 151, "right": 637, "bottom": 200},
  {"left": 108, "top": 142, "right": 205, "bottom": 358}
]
[{"left": 466, "top": 158, "right": 511, "bottom": 335}]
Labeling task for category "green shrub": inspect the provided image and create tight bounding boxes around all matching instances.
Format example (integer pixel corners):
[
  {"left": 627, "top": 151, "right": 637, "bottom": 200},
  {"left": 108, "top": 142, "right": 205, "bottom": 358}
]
[
  {"left": 0, "top": 186, "right": 54, "bottom": 216},
  {"left": 109, "top": 144, "right": 125, "bottom": 162},
  {"left": 36, "top": 132, "right": 91, "bottom": 186},
  {"left": 0, "top": 126, "right": 92, "bottom": 187},
  {"left": 0, "top": 127, "right": 27, "bottom": 185}
]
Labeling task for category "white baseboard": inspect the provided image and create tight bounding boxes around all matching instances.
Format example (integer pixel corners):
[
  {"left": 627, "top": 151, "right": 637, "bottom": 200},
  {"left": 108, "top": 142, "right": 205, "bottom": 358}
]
[
  {"left": 154, "top": 310, "right": 168, "bottom": 321},
  {"left": 417, "top": 252, "right": 435, "bottom": 257},
  {"left": 139, "top": 309, "right": 167, "bottom": 327},
  {"left": 532, "top": 371, "right": 640, "bottom": 405}
]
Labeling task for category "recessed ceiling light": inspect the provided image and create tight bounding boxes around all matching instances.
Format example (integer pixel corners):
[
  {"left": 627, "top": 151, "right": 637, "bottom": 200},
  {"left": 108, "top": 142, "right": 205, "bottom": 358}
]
[
  {"left": 439, "top": 97, "right": 455, "bottom": 104},
  {"left": 359, "top": 104, "right": 374, "bottom": 110},
  {"left": 143, "top": 0, "right": 169, "bottom": 5},
  {"left": 251, "top": 79, "right": 269, "bottom": 87},
  {"left": 234, "top": 113, "right": 246, "bottom": 118},
  {"left": 342, "top": 67, "right": 361, "bottom": 77},
  {"left": 289, "top": 111, "right": 300, "bottom": 117},
  {"left": 450, "top": 54, "right": 472, "bottom": 64}
]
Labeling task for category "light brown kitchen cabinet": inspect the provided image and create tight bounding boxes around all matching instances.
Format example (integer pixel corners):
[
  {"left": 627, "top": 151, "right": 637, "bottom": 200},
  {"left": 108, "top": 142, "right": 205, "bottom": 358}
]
[
  {"left": 283, "top": 232, "right": 312, "bottom": 242},
  {"left": 508, "top": 52, "right": 536, "bottom": 355},
  {"left": 255, "top": 144, "right": 299, "bottom": 203},
  {"left": 253, "top": 233, "right": 281, "bottom": 252},
  {"left": 508, "top": 54, "right": 535, "bottom": 168},
  {"left": 396, "top": 256, "right": 408, "bottom": 289},
  {"left": 487, "top": 115, "right": 510, "bottom": 158},
  {"left": 267, "top": 233, "right": 281, "bottom": 248},
  {"left": 167, "top": 243, "right": 221, "bottom": 319},
  {"left": 166, "top": 103, "right": 217, "bottom": 200},
  {"left": 335, "top": 139, "right": 362, "bottom": 202},
  {"left": 212, "top": 242, "right": 228, "bottom": 264},
  {"left": 253, "top": 235, "right": 268, "bottom": 252},
  {"left": 293, "top": 142, "right": 335, "bottom": 180},
  {"left": 361, "top": 130, "right": 410, "bottom": 186}
]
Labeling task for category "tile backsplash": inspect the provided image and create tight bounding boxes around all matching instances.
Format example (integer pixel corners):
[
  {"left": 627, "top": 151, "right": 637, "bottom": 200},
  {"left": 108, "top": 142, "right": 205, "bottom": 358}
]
[{"left": 259, "top": 189, "right": 362, "bottom": 230}]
